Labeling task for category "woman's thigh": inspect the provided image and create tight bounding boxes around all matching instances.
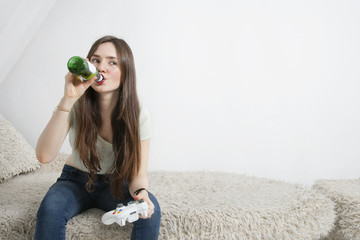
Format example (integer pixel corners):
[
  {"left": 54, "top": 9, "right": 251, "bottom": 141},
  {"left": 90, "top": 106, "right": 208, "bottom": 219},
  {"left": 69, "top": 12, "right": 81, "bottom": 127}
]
[
  {"left": 37, "top": 179, "right": 93, "bottom": 220},
  {"left": 35, "top": 166, "right": 94, "bottom": 240},
  {"left": 94, "top": 185, "right": 132, "bottom": 211}
]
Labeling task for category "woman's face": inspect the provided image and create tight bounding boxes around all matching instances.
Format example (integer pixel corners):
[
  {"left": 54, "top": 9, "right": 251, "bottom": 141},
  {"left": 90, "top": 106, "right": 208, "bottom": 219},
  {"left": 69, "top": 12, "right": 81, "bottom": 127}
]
[{"left": 89, "top": 42, "right": 121, "bottom": 93}]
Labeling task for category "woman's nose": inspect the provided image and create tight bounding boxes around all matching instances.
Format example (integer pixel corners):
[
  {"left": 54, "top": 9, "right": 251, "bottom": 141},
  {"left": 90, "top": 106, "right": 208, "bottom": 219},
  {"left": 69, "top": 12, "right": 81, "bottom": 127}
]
[{"left": 97, "top": 62, "right": 106, "bottom": 72}]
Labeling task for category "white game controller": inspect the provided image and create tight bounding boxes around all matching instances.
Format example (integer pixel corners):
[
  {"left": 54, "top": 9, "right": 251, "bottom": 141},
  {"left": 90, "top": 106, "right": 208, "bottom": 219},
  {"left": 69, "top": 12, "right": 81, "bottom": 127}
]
[{"left": 101, "top": 199, "right": 149, "bottom": 226}]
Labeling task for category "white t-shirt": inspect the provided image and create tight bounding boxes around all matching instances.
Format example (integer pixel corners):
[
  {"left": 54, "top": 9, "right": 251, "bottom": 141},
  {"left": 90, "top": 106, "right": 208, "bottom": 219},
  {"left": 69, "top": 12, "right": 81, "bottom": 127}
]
[{"left": 67, "top": 105, "right": 151, "bottom": 174}]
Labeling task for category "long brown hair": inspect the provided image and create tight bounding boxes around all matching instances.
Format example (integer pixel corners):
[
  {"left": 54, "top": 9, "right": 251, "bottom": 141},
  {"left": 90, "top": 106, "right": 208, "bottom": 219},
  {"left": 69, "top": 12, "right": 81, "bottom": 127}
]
[{"left": 74, "top": 36, "right": 141, "bottom": 199}]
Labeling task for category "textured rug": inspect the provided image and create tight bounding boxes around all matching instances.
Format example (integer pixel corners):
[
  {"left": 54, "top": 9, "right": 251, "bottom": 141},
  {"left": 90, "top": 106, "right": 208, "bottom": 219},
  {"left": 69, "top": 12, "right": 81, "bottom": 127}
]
[{"left": 313, "top": 179, "right": 360, "bottom": 240}]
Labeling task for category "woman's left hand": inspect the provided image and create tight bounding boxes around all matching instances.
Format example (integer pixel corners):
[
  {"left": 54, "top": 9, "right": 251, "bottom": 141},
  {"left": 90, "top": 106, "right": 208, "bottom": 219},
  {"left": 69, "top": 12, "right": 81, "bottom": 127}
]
[{"left": 134, "top": 191, "right": 155, "bottom": 219}]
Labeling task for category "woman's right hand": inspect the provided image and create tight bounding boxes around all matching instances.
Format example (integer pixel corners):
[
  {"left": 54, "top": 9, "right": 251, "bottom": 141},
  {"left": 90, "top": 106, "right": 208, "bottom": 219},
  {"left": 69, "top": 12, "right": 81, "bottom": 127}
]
[{"left": 64, "top": 72, "right": 96, "bottom": 101}]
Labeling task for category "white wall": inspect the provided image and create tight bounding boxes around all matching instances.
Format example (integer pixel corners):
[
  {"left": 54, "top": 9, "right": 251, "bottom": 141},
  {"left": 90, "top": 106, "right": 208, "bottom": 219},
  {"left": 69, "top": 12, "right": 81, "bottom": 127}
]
[{"left": 1, "top": 0, "right": 359, "bottom": 186}]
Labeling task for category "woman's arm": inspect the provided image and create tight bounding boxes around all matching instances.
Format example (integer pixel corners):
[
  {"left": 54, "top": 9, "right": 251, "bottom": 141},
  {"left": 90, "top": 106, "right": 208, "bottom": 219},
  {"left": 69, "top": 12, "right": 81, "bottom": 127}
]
[
  {"left": 36, "top": 72, "right": 96, "bottom": 164},
  {"left": 129, "top": 139, "right": 154, "bottom": 217},
  {"left": 35, "top": 97, "right": 73, "bottom": 164},
  {"left": 129, "top": 139, "right": 150, "bottom": 195}
]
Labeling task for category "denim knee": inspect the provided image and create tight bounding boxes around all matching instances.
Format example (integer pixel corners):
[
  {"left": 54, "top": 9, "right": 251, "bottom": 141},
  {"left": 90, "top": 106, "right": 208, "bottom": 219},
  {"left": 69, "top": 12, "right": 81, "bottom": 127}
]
[
  {"left": 35, "top": 189, "right": 69, "bottom": 240},
  {"left": 37, "top": 185, "right": 68, "bottom": 221}
]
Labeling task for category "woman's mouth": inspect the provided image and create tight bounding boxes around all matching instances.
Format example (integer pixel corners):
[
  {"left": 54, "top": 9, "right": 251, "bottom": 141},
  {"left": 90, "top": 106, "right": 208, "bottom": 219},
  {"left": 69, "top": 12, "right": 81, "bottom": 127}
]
[{"left": 96, "top": 74, "right": 106, "bottom": 85}]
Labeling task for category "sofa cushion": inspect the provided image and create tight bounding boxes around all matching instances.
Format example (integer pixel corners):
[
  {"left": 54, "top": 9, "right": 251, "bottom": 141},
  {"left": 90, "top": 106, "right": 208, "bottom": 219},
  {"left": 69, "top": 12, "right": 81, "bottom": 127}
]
[
  {"left": 0, "top": 113, "right": 40, "bottom": 183},
  {"left": 313, "top": 179, "right": 360, "bottom": 240},
  {"left": 0, "top": 166, "right": 336, "bottom": 240},
  {"left": 152, "top": 172, "right": 335, "bottom": 240}
]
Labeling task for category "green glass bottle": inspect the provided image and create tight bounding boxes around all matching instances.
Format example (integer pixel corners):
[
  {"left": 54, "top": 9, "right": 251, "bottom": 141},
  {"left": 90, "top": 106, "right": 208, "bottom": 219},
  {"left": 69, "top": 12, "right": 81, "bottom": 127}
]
[{"left": 67, "top": 56, "right": 104, "bottom": 84}]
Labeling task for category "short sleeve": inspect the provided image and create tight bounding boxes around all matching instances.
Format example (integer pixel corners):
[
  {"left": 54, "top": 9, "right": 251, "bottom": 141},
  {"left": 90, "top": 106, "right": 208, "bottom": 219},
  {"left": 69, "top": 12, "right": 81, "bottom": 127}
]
[{"left": 139, "top": 107, "right": 152, "bottom": 140}]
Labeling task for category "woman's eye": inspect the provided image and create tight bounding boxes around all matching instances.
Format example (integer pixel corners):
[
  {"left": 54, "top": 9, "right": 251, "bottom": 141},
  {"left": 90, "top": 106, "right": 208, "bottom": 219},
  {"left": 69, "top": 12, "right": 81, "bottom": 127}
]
[
  {"left": 91, "top": 59, "right": 100, "bottom": 63},
  {"left": 110, "top": 61, "right": 117, "bottom": 65}
]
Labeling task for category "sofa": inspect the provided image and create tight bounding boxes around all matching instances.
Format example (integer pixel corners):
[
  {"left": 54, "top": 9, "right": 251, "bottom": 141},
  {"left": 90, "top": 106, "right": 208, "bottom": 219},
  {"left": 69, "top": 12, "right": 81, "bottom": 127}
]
[
  {"left": 313, "top": 179, "right": 360, "bottom": 240},
  {"left": 0, "top": 113, "right": 346, "bottom": 239}
]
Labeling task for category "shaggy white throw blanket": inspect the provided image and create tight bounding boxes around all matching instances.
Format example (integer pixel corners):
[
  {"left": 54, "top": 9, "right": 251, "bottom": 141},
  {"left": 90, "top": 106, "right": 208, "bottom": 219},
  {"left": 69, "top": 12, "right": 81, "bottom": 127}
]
[
  {"left": 313, "top": 179, "right": 360, "bottom": 240},
  {"left": 0, "top": 154, "right": 335, "bottom": 240}
]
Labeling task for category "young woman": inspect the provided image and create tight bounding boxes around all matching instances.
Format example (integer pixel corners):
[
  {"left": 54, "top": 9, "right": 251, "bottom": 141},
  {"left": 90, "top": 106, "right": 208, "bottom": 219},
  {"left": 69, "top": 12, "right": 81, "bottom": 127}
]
[{"left": 35, "top": 36, "right": 161, "bottom": 240}]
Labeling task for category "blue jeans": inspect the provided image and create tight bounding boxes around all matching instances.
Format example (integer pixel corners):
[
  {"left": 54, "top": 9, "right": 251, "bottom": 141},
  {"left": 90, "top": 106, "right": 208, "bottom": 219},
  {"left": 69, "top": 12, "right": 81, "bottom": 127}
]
[{"left": 35, "top": 165, "right": 161, "bottom": 240}]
